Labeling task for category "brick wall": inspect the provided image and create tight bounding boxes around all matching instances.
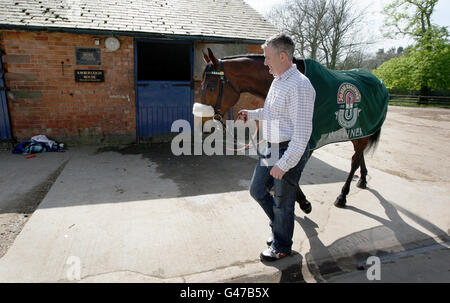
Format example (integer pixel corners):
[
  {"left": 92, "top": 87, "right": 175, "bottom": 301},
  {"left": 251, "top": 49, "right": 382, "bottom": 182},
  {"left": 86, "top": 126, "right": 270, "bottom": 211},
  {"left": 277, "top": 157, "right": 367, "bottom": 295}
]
[
  {"left": 0, "top": 31, "right": 267, "bottom": 144},
  {"left": 247, "top": 44, "right": 263, "bottom": 55},
  {"left": 0, "top": 30, "right": 136, "bottom": 145}
]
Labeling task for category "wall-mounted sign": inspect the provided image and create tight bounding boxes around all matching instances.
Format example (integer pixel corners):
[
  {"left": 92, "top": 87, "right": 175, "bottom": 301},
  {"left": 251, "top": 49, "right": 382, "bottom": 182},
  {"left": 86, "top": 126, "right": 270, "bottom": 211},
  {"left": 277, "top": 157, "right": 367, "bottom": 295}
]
[
  {"left": 74, "top": 70, "right": 105, "bottom": 82},
  {"left": 75, "top": 47, "right": 101, "bottom": 65}
]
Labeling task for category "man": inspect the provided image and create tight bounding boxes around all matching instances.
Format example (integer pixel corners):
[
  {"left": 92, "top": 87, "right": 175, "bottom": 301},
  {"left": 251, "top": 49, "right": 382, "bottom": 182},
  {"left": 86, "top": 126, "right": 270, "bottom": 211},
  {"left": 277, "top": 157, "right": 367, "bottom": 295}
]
[{"left": 238, "top": 33, "right": 315, "bottom": 262}]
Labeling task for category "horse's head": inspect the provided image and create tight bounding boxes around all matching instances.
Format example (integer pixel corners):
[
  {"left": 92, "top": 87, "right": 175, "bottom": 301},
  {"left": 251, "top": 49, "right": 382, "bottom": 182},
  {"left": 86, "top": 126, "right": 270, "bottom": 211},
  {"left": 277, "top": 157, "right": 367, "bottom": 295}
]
[{"left": 193, "top": 48, "right": 241, "bottom": 123}]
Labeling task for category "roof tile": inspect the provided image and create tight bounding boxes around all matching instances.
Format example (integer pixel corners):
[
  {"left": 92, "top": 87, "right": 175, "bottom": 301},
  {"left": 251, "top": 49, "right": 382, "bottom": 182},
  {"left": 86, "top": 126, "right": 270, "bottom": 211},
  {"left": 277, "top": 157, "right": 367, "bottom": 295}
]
[{"left": 0, "top": 0, "right": 278, "bottom": 41}]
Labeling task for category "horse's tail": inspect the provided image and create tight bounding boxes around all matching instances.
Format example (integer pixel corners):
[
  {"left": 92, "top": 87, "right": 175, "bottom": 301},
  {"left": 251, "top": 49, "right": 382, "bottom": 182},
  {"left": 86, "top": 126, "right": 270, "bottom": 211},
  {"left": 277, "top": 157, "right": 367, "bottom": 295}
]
[{"left": 366, "top": 128, "right": 381, "bottom": 154}]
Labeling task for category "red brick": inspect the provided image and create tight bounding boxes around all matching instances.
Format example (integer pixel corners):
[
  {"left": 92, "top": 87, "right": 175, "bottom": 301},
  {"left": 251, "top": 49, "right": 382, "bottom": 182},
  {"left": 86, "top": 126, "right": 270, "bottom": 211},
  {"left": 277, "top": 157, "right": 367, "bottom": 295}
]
[
  {"left": 1, "top": 30, "right": 136, "bottom": 140},
  {"left": 248, "top": 44, "right": 264, "bottom": 54},
  {"left": 1, "top": 31, "right": 262, "bottom": 141}
]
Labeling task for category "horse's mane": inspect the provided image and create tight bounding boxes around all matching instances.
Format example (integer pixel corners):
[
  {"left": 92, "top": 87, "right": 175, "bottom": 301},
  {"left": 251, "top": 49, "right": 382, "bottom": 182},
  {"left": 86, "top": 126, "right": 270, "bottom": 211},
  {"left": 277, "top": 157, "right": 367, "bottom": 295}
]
[
  {"left": 221, "top": 54, "right": 265, "bottom": 60},
  {"left": 220, "top": 54, "right": 305, "bottom": 73},
  {"left": 221, "top": 54, "right": 303, "bottom": 65}
]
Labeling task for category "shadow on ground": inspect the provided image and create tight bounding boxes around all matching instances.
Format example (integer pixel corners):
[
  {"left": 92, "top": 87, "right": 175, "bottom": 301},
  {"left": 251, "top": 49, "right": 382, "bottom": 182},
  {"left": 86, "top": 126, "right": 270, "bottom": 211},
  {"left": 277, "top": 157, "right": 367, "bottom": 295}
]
[
  {"left": 96, "top": 142, "right": 349, "bottom": 198},
  {"left": 281, "top": 188, "right": 450, "bottom": 282}
]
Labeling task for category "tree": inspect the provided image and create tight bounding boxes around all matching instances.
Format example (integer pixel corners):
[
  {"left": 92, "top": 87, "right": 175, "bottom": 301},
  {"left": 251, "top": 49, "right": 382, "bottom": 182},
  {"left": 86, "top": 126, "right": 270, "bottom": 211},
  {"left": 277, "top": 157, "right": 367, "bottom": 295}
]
[
  {"left": 320, "top": 0, "right": 368, "bottom": 69},
  {"left": 267, "top": 0, "right": 327, "bottom": 61},
  {"left": 382, "top": 0, "right": 445, "bottom": 43},
  {"left": 267, "top": 0, "right": 371, "bottom": 69},
  {"left": 373, "top": 37, "right": 449, "bottom": 92},
  {"left": 381, "top": 0, "right": 449, "bottom": 101}
]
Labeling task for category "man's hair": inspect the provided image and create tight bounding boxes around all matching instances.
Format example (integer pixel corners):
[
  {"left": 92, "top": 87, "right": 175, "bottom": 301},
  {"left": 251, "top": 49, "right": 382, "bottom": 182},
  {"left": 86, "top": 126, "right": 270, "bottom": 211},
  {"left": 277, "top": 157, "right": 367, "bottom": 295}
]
[{"left": 262, "top": 33, "right": 295, "bottom": 61}]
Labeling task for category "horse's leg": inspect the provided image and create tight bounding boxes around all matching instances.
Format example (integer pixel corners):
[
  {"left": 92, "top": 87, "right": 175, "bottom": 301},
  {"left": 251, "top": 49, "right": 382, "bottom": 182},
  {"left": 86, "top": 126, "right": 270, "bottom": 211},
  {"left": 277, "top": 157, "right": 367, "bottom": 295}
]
[
  {"left": 334, "top": 139, "right": 369, "bottom": 208},
  {"left": 296, "top": 185, "right": 312, "bottom": 214},
  {"left": 356, "top": 155, "right": 368, "bottom": 189},
  {"left": 296, "top": 149, "right": 314, "bottom": 214}
]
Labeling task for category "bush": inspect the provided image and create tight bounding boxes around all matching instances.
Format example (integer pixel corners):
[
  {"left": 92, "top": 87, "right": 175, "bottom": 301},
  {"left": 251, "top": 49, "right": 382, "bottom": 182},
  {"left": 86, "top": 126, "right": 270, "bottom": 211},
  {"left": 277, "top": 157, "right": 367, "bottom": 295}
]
[{"left": 374, "top": 41, "right": 450, "bottom": 91}]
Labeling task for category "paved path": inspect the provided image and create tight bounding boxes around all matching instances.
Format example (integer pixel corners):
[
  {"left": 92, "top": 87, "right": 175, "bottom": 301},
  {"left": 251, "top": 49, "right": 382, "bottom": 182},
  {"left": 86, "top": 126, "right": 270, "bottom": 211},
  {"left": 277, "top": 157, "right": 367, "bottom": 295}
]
[{"left": 0, "top": 107, "right": 449, "bottom": 282}]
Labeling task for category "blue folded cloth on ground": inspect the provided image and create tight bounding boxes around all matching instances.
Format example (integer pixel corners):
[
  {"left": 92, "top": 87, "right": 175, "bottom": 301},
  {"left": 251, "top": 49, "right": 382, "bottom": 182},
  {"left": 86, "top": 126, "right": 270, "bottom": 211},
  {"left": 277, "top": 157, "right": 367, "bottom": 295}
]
[{"left": 12, "top": 137, "right": 65, "bottom": 155}]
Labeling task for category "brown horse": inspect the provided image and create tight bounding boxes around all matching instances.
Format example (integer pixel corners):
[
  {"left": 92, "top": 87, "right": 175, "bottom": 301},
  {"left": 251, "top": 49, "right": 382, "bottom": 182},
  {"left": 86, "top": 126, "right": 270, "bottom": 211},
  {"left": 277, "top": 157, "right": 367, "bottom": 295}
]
[{"left": 198, "top": 48, "right": 381, "bottom": 210}]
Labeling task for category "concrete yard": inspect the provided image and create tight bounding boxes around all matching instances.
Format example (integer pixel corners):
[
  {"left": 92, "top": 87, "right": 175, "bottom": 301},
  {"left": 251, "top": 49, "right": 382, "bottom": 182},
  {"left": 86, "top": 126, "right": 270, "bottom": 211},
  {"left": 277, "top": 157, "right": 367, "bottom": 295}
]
[{"left": 0, "top": 106, "right": 449, "bottom": 282}]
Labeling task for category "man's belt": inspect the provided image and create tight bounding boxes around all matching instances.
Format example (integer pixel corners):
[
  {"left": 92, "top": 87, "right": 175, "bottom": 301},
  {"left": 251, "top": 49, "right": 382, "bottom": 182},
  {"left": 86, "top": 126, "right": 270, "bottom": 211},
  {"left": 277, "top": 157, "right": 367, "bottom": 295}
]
[{"left": 268, "top": 140, "right": 290, "bottom": 148}]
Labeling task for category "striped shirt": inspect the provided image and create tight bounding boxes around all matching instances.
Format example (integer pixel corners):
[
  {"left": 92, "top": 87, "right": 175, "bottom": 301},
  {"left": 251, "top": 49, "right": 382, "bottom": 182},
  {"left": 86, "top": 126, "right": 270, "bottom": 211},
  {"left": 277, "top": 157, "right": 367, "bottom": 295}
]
[{"left": 247, "top": 64, "right": 316, "bottom": 172}]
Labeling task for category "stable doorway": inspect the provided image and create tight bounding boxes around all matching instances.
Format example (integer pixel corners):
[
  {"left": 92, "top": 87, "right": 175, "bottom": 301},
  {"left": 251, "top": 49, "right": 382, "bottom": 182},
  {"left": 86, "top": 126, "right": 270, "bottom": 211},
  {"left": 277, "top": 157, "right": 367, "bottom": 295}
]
[{"left": 135, "top": 39, "right": 194, "bottom": 141}]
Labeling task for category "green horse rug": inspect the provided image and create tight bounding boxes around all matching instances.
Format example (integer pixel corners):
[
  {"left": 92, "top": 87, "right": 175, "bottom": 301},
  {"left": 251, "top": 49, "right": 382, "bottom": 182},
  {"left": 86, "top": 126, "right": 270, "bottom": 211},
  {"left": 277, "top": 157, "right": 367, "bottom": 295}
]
[{"left": 303, "top": 59, "right": 389, "bottom": 150}]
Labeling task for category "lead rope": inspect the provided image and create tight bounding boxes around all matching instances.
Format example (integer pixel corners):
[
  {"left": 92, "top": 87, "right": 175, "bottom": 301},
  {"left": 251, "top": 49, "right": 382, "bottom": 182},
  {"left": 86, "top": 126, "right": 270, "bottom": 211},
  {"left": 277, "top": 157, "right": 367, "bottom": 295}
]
[{"left": 210, "top": 117, "right": 266, "bottom": 157}]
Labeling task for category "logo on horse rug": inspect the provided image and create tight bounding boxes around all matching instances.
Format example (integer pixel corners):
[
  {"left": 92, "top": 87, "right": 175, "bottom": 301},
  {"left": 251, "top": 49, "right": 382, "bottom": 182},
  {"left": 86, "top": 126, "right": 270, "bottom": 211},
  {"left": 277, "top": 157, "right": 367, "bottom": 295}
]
[{"left": 335, "top": 82, "right": 362, "bottom": 129}]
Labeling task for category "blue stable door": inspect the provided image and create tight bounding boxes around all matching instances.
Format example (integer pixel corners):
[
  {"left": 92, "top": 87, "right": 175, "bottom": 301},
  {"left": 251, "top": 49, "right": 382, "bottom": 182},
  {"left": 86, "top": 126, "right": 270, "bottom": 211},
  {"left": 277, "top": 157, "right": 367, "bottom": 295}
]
[
  {"left": 137, "top": 81, "right": 193, "bottom": 138},
  {"left": 0, "top": 53, "right": 12, "bottom": 141},
  {"left": 135, "top": 40, "right": 194, "bottom": 140}
]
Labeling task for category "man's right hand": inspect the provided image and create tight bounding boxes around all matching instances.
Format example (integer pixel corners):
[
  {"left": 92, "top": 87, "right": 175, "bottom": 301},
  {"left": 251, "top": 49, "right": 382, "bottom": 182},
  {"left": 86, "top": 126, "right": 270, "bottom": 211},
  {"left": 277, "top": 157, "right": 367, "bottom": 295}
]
[{"left": 237, "top": 110, "right": 248, "bottom": 123}]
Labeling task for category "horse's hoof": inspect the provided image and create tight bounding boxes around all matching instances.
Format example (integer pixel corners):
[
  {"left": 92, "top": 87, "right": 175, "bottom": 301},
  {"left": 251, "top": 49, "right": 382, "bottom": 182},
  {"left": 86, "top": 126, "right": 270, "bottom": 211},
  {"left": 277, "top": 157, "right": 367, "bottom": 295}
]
[
  {"left": 334, "top": 195, "right": 346, "bottom": 208},
  {"left": 356, "top": 179, "right": 367, "bottom": 189},
  {"left": 298, "top": 200, "right": 312, "bottom": 214}
]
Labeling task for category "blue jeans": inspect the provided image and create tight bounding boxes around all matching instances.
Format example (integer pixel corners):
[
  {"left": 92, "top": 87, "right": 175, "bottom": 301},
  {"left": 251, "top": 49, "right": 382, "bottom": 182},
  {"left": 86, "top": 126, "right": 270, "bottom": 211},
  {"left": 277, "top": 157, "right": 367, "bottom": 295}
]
[{"left": 249, "top": 143, "right": 310, "bottom": 253}]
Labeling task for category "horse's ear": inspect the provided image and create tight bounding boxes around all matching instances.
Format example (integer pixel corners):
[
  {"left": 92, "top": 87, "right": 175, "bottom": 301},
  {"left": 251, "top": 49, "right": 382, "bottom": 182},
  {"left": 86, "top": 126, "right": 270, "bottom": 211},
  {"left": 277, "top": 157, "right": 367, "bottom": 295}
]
[
  {"left": 207, "top": 48, "right": 219, "bottom": 68},
  {"left": 202, "top": 49, "right": 210, "bottom": 63}
]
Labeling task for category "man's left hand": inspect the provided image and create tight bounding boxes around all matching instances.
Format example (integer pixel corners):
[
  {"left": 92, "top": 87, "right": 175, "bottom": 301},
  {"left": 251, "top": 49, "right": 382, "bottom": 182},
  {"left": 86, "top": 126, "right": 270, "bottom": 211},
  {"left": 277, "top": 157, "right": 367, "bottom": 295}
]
[{"left": 270, "top": 165, "right": 286, "bottom": 180}]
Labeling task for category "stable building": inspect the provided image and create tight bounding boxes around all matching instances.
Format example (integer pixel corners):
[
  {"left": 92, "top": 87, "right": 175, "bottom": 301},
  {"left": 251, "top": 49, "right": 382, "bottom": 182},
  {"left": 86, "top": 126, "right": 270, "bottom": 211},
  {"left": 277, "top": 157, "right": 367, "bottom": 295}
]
[{"left": 0, "top": 0, "right": 277, "bottom": 145}]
